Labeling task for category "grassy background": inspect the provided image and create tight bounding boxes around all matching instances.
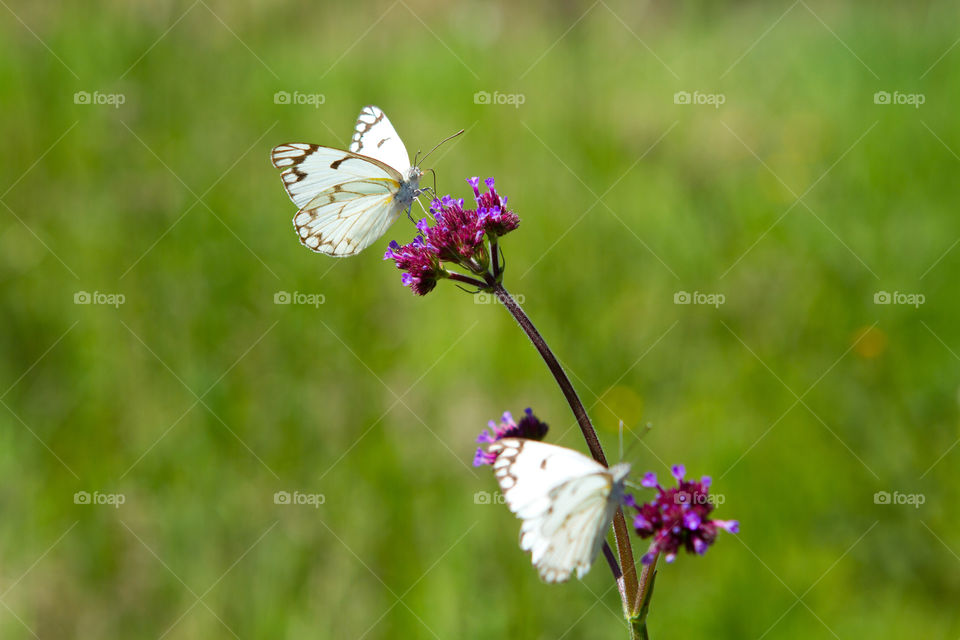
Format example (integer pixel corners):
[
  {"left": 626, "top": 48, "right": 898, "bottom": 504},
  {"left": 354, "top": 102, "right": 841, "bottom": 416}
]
[{"left": 1, "top": 0, "right": 959, "bottom": 637}]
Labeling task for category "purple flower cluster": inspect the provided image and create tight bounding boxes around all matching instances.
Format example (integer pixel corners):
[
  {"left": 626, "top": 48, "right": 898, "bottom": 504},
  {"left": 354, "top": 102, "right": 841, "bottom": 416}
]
[
  {"left": 473, "top": 408, "right": 548, "bottom": 466},
  {"left": 383, "top": 237, "right": 443, "bottom": 296},
  {"left": 420, "top": 195, "right": 488, "bottom": 265},
  {"left": 469, "top": 177, "right": 519, "bottom": 238},
  {"left": 626, "top": 465, "right": 739, "bottom": 565},
  {"left": 384, "top": 177, "right": 519, "bottom": 295}
]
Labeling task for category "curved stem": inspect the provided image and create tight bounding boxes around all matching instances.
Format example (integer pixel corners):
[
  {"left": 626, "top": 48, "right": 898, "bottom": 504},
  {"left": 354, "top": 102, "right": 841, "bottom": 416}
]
[
  {"left": 488, "top": 280, "right": 640, "bottom": 615},
  {"left": 488, "top": 281, "right": 605, "bottom": 461},
  {"left": 447, "top": 272, "right": 487, "bottom": 289}
]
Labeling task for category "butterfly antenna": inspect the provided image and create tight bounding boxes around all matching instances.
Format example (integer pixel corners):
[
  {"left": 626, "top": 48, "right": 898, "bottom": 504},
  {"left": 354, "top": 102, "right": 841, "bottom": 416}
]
[{"left": 418, "top": 129, "right": 465, "bottom": 167}]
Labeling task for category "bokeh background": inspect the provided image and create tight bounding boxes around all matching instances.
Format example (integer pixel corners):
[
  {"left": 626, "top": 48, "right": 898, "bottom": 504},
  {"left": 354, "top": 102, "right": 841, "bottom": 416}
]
[{"left": 1, "top": 1, "right": 958, "bottom": 637}]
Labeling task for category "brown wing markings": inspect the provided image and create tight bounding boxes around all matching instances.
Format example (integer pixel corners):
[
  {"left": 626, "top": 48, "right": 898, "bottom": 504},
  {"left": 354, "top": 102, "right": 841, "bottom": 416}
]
[
  {"left": 351, "top": 107, "right": 387, "bottom": 153},
  {"left": 293, "top": 192, "right": 393, "bottom": 256},
  {"left": 272, "top": 144, "right": 322, "bottom": 186}
]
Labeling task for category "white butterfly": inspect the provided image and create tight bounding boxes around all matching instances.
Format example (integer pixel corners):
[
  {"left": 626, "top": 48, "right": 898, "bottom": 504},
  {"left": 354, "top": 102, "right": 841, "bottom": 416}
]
[
  {"left": 488, "top": 438, "right": 631, "bottom": 583},
  {"left": 270, "top": 105, "right": 422, "bottom": 257}
]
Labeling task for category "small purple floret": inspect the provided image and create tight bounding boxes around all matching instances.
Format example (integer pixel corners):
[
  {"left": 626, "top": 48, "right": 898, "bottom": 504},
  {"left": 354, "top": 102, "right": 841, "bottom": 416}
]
[
  {"left": 628, "top": 463, "right": 738, "bottom": 565},
  {"left": 472, "top": 408, "right": 548, "bottom": 466}
]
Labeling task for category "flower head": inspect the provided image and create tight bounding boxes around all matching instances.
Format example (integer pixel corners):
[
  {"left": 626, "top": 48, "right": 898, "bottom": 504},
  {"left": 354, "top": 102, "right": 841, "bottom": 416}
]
[
  {"left": 383, "top": 237, "right": 444, "bottom": 296},
  {"left": 421, "top": 195, "right": 488, "bottom": 267},
  {"left": 385, "top": 177, "right": 519, "bottom": 295},
  {"left": 469, "top": 177, "right": 519, "bottom": 238},
  {"left": 473, "top": 408, "right": 548, "bottom": 466},
  {"left": 627, "top": 464, "right": 738, "bottom": 565}
]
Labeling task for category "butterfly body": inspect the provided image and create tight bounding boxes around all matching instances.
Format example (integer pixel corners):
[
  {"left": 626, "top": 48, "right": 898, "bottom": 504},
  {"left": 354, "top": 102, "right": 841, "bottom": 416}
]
[
  {"left": 394, "top": 166, "right": 423, "bottom": 213},
  {"left": 271, "top": 105, "right": 422, "bottom": 257},
  {"left": 488, "top": 438, "right": 630, "bottom": 583}
]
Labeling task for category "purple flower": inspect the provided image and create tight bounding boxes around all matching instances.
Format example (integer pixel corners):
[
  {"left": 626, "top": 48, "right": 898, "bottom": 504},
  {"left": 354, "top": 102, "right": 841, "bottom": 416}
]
[
  {"left": 469, "top": 177, "right": 519, "bottom": 238},
  {"left": 383, "top": 237, "right": 444, "bottom": 296},
  {"left": 473, "top": 408, "right": 548, "bottom": 466},
  {"left": 384, "top": 176, "right": 521, "bottom": 294},
  {"left": 422, "top": 195, "right": 488, "bottom": 267},
  {"left": 627, "top": 465, "right": 738, "bottom": 564}
]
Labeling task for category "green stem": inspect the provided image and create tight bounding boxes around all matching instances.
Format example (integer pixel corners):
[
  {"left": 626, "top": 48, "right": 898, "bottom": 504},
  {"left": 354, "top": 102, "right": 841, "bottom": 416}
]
[{"left": 633, "top": 553, "right": 658, "bottom": 615}]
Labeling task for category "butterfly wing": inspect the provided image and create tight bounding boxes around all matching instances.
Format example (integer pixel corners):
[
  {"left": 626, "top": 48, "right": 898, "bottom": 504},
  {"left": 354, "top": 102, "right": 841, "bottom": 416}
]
[
  {"left": 489, "top": 439, "right": 629, "bottom": 583},
  {"left": 525, "top": 472, "right": 622, "bottom": 583},
  {"left": 349, "top": 105, "right": 412, "bottom": 173},
  {"left": 271, "top": 144, "right": 406, "bottom": 256}
]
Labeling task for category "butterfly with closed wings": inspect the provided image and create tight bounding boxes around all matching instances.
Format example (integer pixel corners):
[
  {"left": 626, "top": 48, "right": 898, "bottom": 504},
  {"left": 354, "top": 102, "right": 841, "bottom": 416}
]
[
  {"left": 270, "top": 105, "right": 423, "bottom": 257},
  {"left": 489, "top": 438, "right": 631, "bottom": 583}
]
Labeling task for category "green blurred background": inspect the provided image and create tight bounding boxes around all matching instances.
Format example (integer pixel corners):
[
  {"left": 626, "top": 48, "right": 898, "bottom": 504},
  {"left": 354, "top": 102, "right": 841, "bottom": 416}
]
[{"left": 1, "top": 1, "right": 958, "bottom": 637}]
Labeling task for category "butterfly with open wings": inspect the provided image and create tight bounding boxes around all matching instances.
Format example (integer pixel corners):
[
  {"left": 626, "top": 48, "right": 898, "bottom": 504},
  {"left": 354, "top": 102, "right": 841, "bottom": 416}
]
[
  {"left": 271, "top": 105, "right": 423, "bottom": 257},
  {"left": 489, "top": 438, "right": 631, "bottom": 583}
]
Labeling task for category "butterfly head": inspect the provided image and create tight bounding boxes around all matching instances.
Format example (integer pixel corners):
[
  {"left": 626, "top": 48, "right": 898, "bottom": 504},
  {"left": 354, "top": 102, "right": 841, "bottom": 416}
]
[
  {"left": 404, "top": 165, "right": 423, "bottom": 184},
  {"left": 394, "top": 166, "right": 424, "bottom": 214}
]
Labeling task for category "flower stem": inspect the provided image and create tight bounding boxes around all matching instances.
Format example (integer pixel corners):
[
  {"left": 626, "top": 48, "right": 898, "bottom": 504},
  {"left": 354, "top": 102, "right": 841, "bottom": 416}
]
[
  {"left": 633, "top": 553, "right": 658, "bottom": 615},
  {"left": 447, "top": 272, "right": 487, "bottom": 289},
  {"left": 488, "top": 279, "right": 640, "bottom": 616},
  {"left": 490, "top": 237, "right": 501, "bottom": 281},
  {"left": 487, "top": 281, "right": 605, "bottom": 460},
  {"left": 601, "top": 542, "right": 626, "bottom": 603}
]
